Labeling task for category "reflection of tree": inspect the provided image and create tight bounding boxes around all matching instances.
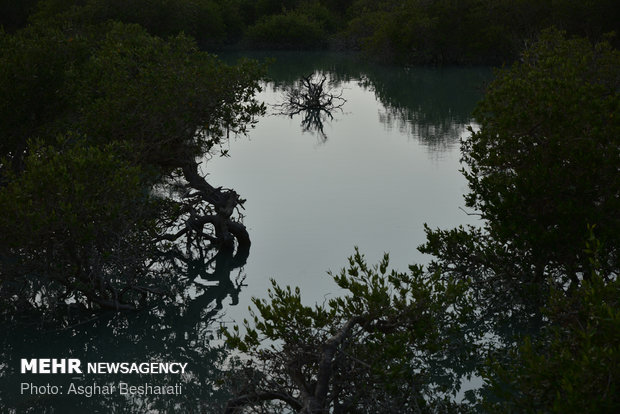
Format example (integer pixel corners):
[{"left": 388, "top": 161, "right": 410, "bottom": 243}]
[
  {"left": 225, "top": 51, "right": 490, "bottom": 151},
  {"left": 0, "top": 247, "right": 248, "bottom": 413},
  {"left": 357, "top": 67, "right": 488, "bottom": 152},
  {"left": 273, "top": 73, "right": 346, "bottom": 142},
  {"left": 377, "top": 106, "right": 467, "bottom": 152}
]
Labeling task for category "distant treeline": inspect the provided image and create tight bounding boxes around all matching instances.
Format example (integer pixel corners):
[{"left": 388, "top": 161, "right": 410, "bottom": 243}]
[{"left": 2, "top": 0, "right": 619, "bottom": 64}]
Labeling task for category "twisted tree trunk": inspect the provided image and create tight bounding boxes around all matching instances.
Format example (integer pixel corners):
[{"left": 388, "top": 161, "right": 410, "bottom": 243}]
[{"left": 181, "top": 160, "right": 250, "bottom": 253}]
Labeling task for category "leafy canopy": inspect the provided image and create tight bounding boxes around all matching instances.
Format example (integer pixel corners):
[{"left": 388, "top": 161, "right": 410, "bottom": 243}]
[
  {"left": 223, "top": 29, "right": 620, "bottom": 413},
  {"left": 223, "top": 249, "right": 478, "bottom": 413},
  {"left": 0, "top": 16, "right": 265, "bottom": 313}
]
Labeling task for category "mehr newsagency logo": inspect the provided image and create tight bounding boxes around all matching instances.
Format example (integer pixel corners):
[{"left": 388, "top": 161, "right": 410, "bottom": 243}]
[
  {"left": 19, "top": 358, "right": 187, "bottom": 397},
  {"left": 21, "top": 358, "right": 188, "bottom": 374}
]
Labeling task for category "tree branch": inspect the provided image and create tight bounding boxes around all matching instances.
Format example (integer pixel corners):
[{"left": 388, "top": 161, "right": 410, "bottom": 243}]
[
  {"left": 312, "top": 316, "right": 365, "bottom": 410},
  {"left": 224, "top": 391, "right": 302, "bottom": 414}
]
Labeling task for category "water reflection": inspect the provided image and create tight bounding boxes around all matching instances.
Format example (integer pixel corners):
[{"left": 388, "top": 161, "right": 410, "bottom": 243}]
[
  {"left": 359, "top": 66, "right": 485, "bottom": 151},
  {"left": 3, "top": 52, "right": 492, "bottom": 412},
  {"left": 273, "top": 73, "right": 346, "bottom": 142},
  {"left": 0, "top": 247, "right": 247, "bottom": 413},
  {"left": 225, "top": 51, "right": 490, "bottom": 151}
]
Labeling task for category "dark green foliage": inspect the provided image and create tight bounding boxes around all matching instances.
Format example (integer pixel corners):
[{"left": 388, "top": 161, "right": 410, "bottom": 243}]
[
  {"left": 0, "top": 15, "right": 264, "bottom": 313},
  {"left": 0, "top": 22, "right": 89, "bottom": 171},
  {"left": 420, "top": 29, "right": 620, "bottom": 411},
  {"left": 29, "top": 0, "right": 245, "bottom": 48},
  {"left": 344, "top": 0, "right": 517, "bottom": 64},
  {"left": 463, "top": 29, "right": 620, "bottom": 285},
  {"left": 5, "top": 0, "right": 619, "bottom": 62},
  {"left": 299, "top": 1, "right": 339, "bottom": 33},
  {"left": 342, "top": 0, "right": 619, "bottom": 64},
  {"left": 223, "top": 29, "right": 619, "bottom": 413},
  {"left": 0, "top": 139, "right": 164, "bottom": 312},
  {"left": 244, "top": 10, "right": 329, "bottom": 50},
  {"left": 223, "top": 250, "right": 477, "bottom": 412},
  {"left": 0, "top": 0, "right": 40, "bottom": 31},
  {"left": 482, "top": 271, "right": 620, "bottom": 413},
  {"left": 0, "top": 19, "right": 264, "bottom": 173},
  {"left": 254, "top": 0, "right": 300, "bottom": 16},
  {"left": 69, "top": 22, "right": 263, "bottom": 168},
  {"left": 422, "top": 30, "right": 620, "bottom": 304}
]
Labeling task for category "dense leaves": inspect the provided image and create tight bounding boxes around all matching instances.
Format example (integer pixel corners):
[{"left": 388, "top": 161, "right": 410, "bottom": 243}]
[
  {"left": 483, "top": 269, "right": 620, "bottom": 412},
  {"left": 29, "top": 0, "right": 246, "bottom": 49},
  {"left": 422, "top": 29, "right": 620, "bottom": 411},
  {"left": 0, "top": 20, "right": 264, "bottom": 173},
  {"left": 420, "top": 31, "right": 620, "bottom": 329},
  {"left": 0, "top": 140, "right": 164, "bottom": 312},
  {"left": 342, "top": 0, "right": 619, "bottom": 64},
  {"left": 223, "top": 30, "right": 619, "bottom": 413},
  {"left": 223, "top": 250, "right": 477, "bottom": 413},
  {"left": 244, "top": 10, "right": 329, "bottom": 50},
  {"left": 0, "top": 15, "right": 264, "bottom": 313},
  {"left": 462, "top": 29, "right": 620, "bottom": 286},
  {"left": 3, "top": 0, "right": 618, "bottom": 64}
]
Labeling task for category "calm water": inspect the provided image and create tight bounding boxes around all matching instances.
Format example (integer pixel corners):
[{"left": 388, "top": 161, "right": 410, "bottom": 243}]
[
  {"left": 211, "top": 52, "right": 489, "bottom": 324},
  {"left": 1, "top": 52, "right": 491, "bottom": 412}
]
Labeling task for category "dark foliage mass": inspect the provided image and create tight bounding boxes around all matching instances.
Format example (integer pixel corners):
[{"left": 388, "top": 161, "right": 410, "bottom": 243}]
[
  {"left": 0, "top": 13, "right": 265, "bottom": 314},
  {"left": 223, "top": 30, "right": 620, "bottom": 413},
  {"left": 0, "top": 1, "right": 618, "bottom": 413},
  {"left": 2, "top": 0, "right": 619, "bottom": 64},
  {"left": 420, "top": 29, "right": 620, "bottom": 412},
  {"left": 0, "top": 246, "right": 248, "bottom": 413}
]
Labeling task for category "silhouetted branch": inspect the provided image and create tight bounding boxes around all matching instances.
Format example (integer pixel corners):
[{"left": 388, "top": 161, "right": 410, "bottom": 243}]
[{"left": 274, "top": 73, "right": 346, "bottom": 142}]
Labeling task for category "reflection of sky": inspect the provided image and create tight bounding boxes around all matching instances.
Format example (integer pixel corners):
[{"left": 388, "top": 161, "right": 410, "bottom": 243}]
[
  {"left": 1, "top": 55, "right": 492, "bottom": 412},
  {"left": 207, "top": 77, "right": 484, "bottom": 324}
]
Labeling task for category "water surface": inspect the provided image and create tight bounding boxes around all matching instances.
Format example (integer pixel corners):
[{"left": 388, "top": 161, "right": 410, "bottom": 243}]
[
  {"left": 211, "top": 52, "right": 489, "bottom": 323},
  {"left": 1, "top": 52, "right": 491, "bottom": 412}
]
